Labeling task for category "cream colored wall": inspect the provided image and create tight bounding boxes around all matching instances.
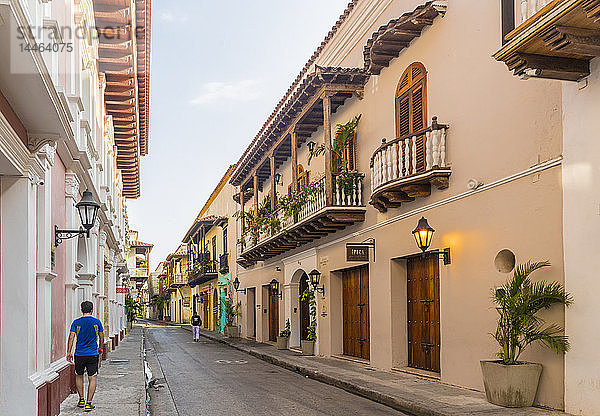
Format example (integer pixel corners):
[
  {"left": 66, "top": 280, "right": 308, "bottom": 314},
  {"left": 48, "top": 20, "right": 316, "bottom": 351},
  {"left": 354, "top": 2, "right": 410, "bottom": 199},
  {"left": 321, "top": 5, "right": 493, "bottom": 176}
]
[
  {"left": 562, "top": 57, "right": 600, "bottom": 416},
  {"left": 235, "top": 0, "right": 565, "bottom": 409}
]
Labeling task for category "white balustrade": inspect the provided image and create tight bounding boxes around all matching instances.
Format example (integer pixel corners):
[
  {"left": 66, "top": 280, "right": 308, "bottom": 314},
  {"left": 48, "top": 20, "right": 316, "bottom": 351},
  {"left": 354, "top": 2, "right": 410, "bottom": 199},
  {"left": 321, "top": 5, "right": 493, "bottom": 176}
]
[
  {"left": 517, "top": 0, "right": 552, "bottom": 24},
  {"left": 370, "top": 120, "right": 448, "bottom": 194},
  {"left": 333, "top": 173, "right": 364, "bottom": 207}
]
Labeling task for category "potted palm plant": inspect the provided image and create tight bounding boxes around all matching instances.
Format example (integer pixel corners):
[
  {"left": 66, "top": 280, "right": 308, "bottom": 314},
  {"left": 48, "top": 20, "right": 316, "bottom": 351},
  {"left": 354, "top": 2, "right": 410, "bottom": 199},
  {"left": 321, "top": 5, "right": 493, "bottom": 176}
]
[
  {"left": 223, "top": 295, "right": 241, "bottom": 338},
  {"left": 300, "top": 287, "right": 317, "bottom": 355},
  {"left": 277, "top": 319, "right": 291, "bottom": 349},
  {"left": 481, "top": 261, "right": 572, "bottom": 407}
]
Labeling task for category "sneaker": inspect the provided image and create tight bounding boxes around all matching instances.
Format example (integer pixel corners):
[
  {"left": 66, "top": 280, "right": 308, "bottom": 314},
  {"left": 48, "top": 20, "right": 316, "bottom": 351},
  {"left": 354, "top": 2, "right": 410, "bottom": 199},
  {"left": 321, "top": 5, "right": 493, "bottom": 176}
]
[
  {"left": 77, "top": 398, "right": 85, "bottom": 408},
  {"left": 84, "top": 402, "right": 95, "bottom": 412}
]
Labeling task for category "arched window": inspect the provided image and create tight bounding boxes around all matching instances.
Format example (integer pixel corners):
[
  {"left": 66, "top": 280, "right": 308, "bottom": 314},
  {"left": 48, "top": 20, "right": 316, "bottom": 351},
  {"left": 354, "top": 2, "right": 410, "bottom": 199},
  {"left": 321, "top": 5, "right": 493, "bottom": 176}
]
[{"left": 395, "top": 62, "right": 427, "bottom": 138}]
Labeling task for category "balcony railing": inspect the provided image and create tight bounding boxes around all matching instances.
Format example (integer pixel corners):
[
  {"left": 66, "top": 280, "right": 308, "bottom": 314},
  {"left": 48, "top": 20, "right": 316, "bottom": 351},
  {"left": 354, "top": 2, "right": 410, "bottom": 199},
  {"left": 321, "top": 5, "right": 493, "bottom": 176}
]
[
  {"left": 237, "top": 173, "right": 366, "bottom": 266},
  {"left": 133, "top": 267, "right": 149, "bottom": 278},
  {"left": 369, "top": 117, "right": 450, "bottom": 212},
  {"left": 495, "top": 0, "right": 599, "bottom": 81},
  {"left": 169, "top": 273, "right": 187, "bottom": 288},
  {"left": 515, "top": 0, "right": 553, "bottom": 27}
]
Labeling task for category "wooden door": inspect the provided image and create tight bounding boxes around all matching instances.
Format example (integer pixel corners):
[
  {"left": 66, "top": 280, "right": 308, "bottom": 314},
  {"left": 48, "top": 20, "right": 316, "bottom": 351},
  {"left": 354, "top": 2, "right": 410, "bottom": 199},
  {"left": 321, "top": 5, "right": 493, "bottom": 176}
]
[
  {"left": 203, "top": 294, "right": 209, "bottom": 329},
  {"left": 299, "top": 273, "right": 309, "bottom": 340},
  {"left": 342, "top": 265, "right": 370, "bottom": 360},
  {"left": 269, "top": 288, "right": 279, "bottom": 342},
  {"left": 407, "top": 253, "right": 440, "bottom": 372}
]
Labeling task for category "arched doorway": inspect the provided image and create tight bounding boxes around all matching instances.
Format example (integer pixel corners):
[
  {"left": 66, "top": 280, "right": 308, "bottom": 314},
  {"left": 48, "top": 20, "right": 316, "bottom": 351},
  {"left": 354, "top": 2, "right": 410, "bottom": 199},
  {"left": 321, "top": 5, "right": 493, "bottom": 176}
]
[{"left": 290, "top": 269, "right": 309, "bottom": 348}]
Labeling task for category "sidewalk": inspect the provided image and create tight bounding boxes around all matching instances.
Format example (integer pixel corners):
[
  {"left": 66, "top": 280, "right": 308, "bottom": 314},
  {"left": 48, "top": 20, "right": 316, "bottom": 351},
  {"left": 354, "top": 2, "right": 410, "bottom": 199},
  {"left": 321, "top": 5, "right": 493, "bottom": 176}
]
[
  {"left": 166, "top": 321, "right": 569, "bottom": 416},
  {"left": 59, "top": 325, "right": 146, "bottom": 416}
]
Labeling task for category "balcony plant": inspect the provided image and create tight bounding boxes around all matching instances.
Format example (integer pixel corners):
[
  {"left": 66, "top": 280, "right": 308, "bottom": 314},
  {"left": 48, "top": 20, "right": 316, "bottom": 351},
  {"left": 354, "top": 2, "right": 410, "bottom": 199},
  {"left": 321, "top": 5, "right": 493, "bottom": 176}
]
[
  {"left": 300, "top": 286, "right": 317, "bottom": 355},
  {"left": 481, "top": 261, "right": 572, "bottom": 407},
  {"left": 277, "top": 318, "right": 291, "bottom": 350},
  {"left": 223, "top": 294, "right": 241, "bottom": 338},
  {"left": 334, "top": 169, "right": 361, "bottom": 197},
  {"left": 308, "top": 114, "right": 361, "bottom": 166}
]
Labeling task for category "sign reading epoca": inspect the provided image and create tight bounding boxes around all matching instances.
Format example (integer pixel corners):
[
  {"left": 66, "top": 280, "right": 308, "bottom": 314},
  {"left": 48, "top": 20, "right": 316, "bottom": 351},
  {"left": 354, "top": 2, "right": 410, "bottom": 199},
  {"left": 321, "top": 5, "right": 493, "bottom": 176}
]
[{"left": 346, "top": 244, "right": 369, "bottom": 262}]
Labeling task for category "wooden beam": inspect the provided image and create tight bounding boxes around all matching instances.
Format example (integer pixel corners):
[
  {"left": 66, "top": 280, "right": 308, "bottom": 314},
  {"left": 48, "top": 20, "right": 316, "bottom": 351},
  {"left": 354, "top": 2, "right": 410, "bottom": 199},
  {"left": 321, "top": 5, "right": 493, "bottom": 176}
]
[
  {"left": 270, "top": 154, "right": 276, "bottom": 211},
  {"left": 253, "top": 173, "right": 259, "bottom": 215},
  {"left": 543, "top": 26, "right": 600, "bottom": 56},
  {"left": 323, "top": 94, "right": 333, "bottom": 206},
  {"left": 514, "top": 53, "right": 590, "bottom": 81},
  {"left": 291, "top": 130, "right": 298, "bottom": 192}
]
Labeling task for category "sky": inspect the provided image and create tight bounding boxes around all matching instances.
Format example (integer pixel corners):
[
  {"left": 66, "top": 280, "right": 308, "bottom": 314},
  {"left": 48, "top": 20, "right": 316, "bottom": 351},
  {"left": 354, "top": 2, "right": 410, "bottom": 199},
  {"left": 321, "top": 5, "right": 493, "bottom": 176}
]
[{"left": 126, "top": 0, "right": 351, "bottom": 270}]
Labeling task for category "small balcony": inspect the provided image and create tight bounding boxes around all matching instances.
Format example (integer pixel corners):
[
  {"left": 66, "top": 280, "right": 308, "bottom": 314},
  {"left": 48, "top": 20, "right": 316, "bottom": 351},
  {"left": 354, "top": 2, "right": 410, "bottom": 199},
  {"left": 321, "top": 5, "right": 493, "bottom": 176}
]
[
  {"left": 188, "top": 260, "right": 219, "bottom": 287},
  {"left": 132, "top": 267, "right": 149, "bottom": 280},
  {"left": 494, "top": 0, "right": 600, "bottom": 81},
  {"left": 369, "top": 118, "right": 450, "bottom": 213},
  {"left": 219, "top": 253, "right": 229, "bottom": 274},
  {"left": 237, "top": 174, "right": 366, "bottom": 266},
  {"left": 168, "top": 273, "right": 187, "bottom": 289}
]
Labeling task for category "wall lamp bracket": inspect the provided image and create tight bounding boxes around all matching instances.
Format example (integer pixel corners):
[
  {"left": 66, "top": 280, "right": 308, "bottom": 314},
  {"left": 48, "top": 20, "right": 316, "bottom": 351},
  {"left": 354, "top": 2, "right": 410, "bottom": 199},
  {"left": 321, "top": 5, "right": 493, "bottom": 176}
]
[
  {"left": 55, "top": 225, "right": 89, "bottom": 246},
  {"left": 440, "top": 248, "right": 451, "bottom": 265}
]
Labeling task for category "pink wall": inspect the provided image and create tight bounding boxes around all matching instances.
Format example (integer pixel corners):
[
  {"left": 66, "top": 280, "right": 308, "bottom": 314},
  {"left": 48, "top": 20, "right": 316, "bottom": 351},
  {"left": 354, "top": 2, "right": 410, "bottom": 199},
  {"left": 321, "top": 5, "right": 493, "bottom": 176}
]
[{"left": 50, "top": 158, "right": 66, "bottom": 361}]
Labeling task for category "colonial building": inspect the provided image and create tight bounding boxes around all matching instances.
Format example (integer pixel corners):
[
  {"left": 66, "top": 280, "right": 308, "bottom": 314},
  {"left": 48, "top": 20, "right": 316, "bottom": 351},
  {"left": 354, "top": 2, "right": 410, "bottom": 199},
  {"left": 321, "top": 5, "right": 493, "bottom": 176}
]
[
  {"left": 181, "top": 166, "right": 238, "bottom": 332},
  {"left": 232, "top": 0, "right": 567, "bottom": 410},
  {"left": 0, "top": 0, "right": 151, "bottom": 414},
  {"left": 164, "top": 244, "right": 191, "bottom": 324},
  {"left": 493, "top": 1, "right": 600, "bottom": 413}
]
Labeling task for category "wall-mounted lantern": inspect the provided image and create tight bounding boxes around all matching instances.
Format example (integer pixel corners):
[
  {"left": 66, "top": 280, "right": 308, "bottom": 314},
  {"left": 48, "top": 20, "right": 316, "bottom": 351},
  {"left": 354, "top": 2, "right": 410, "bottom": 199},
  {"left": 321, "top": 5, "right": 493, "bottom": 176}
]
[
  {"left": 233, "top": 277, "right": 246, "bottom": 294},
  {"left": 55, "top": 189, "right": 100, "bottom": 246},
  {"left": 411, "top": 216, "right": 451, "bottom": 265},
  {"left": 308, "top": 269, "right": 325, "bottom": 296},
  {"left": 270, "top": 278, "right": 282, "bottom": 299},
  {"left": 307, "top": 141, "right": 316, "bottom": 152},
  {"left": 274, "top": 173, "right": 283, "bottom": 186}
]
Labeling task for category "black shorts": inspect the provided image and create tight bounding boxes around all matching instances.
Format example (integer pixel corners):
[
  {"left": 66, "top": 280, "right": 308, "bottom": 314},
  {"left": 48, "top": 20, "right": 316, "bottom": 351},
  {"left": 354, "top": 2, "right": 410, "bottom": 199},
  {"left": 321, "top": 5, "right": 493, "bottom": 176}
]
[{"left": 74, "top": 355, "right": 99, "bottom": 376}]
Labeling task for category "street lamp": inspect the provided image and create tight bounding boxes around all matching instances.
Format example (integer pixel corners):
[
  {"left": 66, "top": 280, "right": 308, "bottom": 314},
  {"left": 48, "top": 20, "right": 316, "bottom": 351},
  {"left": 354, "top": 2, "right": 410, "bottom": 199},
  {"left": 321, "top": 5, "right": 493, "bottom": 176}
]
[
  {"left": 233, "top": 277, "right": 246, "bottom": 294},
  {"left": 411, "top": 217, "right": 451, "bottom": 265},
  {"left": 308, "top": 269, "right": 325, "bottom": 296},
  {"left": 270, "top": 278, "right": 282, "bottom": 299},
  {"left": 55, "top": 189, "right": 100, "bottom": 246}
]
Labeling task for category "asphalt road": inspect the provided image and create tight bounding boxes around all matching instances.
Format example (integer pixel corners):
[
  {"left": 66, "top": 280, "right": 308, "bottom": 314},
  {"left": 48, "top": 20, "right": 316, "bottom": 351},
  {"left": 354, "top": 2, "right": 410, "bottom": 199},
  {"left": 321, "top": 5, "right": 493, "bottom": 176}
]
[{"left": 145, "top": 322, "right": 408, "bottom": 416}]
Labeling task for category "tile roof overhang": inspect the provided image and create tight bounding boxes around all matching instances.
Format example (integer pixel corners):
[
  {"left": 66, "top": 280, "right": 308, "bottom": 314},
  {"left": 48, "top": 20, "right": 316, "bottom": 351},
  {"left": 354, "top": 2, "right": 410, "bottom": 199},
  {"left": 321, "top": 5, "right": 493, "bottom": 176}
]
[
  {"left": 229, "top": 1, "right": 446, "bottom": 190},
  {"left": 363, "top": 1, "right": 447, "bottom": 75},
  {"left": 182, "top": 215, "right": 228, "bottom": 243},
  {"left": 230, "top": 67, "right": 369, "bottom": 187},
  {"left": 94, "top": 0, "right": 152, "bottom": 198}
]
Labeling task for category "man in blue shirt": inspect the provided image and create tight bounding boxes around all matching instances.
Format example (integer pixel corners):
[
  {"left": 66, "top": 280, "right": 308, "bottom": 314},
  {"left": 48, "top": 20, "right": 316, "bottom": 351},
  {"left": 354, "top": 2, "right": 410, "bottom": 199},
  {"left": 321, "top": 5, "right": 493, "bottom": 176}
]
[{"left": 67, "top": 301, "right": 104, "bottom": 412}]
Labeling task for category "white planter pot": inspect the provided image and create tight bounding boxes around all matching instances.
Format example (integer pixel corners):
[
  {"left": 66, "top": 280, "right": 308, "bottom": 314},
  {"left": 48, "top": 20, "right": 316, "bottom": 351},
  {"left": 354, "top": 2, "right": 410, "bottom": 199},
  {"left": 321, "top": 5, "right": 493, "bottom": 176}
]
[
  {"left": 276, "top": 336, "right": 289, "bottom": 350},
  {"left": 225, "top": 326, "right": 239, "bottom": 338},
  {"left": 301, "top": 340, "right": 315, "bottom": 356},
  {"left": 480, "top": 360, "right": 543, "bottom": 407}
]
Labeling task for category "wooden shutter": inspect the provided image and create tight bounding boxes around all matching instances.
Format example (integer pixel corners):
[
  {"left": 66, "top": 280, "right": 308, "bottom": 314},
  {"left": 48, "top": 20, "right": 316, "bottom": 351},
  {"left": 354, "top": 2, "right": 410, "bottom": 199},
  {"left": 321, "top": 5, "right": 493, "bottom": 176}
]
[{"left": 395, "top": 62, "right": 427, "bottom": 172}]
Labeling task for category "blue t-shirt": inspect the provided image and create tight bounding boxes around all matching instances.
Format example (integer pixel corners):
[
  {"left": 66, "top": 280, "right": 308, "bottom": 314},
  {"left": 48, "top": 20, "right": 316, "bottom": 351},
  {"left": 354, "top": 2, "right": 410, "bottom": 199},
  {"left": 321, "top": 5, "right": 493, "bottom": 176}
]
[{"left": 70, "top": 316, "right": 104, "bottom": 356}]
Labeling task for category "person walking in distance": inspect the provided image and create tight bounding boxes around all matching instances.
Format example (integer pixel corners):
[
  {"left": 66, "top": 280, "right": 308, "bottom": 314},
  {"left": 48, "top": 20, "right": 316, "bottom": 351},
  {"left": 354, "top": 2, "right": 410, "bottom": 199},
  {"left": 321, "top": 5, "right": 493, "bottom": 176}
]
[
  {"left": 66, "top": 301, "right": 104, "bottom": 412},
  {"left": 191, "top": 311, "right": 202, "bottom": 342}
]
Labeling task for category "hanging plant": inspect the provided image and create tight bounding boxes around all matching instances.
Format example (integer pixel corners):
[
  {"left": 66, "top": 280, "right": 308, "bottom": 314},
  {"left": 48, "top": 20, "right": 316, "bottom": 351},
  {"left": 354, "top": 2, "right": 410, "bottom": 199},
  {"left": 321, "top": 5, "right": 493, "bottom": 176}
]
[
  {"left": 308, "top": 114, "right": 361, "bottom": 166},
  {"left": 300, "top": 286, "right": 317, "bottom": 342}
]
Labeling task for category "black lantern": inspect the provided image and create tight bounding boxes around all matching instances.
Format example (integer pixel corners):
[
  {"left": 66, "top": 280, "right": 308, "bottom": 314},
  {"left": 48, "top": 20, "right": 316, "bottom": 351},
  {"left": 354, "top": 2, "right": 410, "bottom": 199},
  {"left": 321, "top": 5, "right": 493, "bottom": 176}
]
[
  {"left": 270, "top": 278, "right": 282, "bottom": 299},
  {"left": 412, "top": 217, "right": 435, "bottom": 253},
  {"left": 55, "top": 189, "right": 100, "bottom": 246},
  {"left": 308, "top": 269, "right": 325, "bottom": 295},
  {"left": 233, "top": 276, "right": 246, "bottom": 294},
  {"left": 411, "top": 217, "right": 451, "bottom": 265},
  {"left": 274, "top": 173, "right": 282, "bottom": 186},
  {"left": 307, "top": 141, "right": 316, "bottom": 152},
  {"left": 76, "top": 189, "right": 100, "bottom": 230}
]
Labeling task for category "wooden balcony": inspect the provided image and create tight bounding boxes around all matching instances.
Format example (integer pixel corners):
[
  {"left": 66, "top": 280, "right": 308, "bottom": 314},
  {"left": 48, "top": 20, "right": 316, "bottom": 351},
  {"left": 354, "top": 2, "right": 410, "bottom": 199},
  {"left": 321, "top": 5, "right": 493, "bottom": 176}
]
[
  {"left": 188, "top": 261, "right": 219, "bottom": 287},
  {"left": 237, "top": 174, "right": 366, "bottom": 267},
  {"left": 369, "top": 118, "right": 450, "bottom": 213},
  {"left": 168, "top": 273, "right": 187, "bottom": 290},
  {"left": 494, "top": 0, "right": 600, "bottom": 81}
]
